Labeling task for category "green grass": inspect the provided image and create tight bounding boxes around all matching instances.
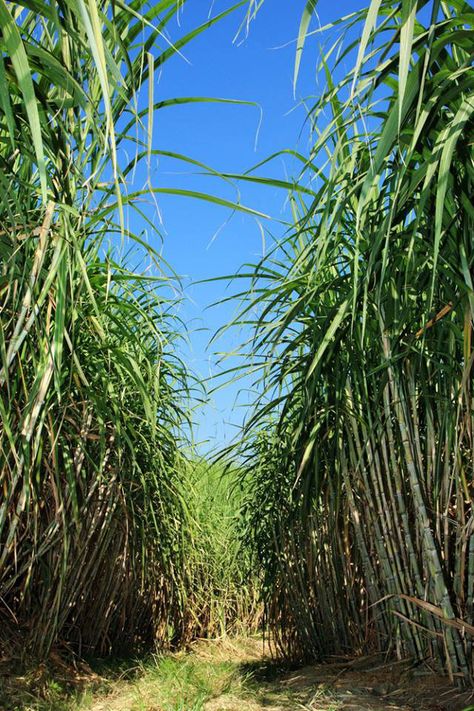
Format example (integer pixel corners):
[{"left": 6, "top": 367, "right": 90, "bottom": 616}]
[
  {"left": 0, "top": 641, "right": 255, "bottom": 711},
  {"left": 121, "top": 655, "right": 244, "bottom": 711}
]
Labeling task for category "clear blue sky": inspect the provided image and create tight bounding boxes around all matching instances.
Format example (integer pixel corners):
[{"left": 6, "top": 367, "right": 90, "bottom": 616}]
[{"left": 128, "top": 0, "right": 361, "bottom": 453}]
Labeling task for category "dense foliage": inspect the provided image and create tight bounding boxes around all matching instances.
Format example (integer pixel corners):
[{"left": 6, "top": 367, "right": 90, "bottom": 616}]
[
  {"left": 180, "top": 461, "right": 261, "bottom": 640},
  {"left": 2, "top": 0, "right": 473, "bottom": 691},
  {"left": 0, "top": 0, "right": 256, "bottom": 659},
  {"left": 238, "top": 0, "right": 474, "bottom": 684}
]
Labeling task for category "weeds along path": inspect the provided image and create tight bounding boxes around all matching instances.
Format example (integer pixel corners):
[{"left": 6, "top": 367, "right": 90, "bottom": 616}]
[{"left": 85, "top": 638, "right": 471, "bottom": 711}]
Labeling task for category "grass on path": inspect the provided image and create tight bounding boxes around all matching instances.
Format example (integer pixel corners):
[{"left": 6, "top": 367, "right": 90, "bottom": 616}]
[
  {"left": 1, "top": 637, "right": 295, "bottom": 711},
  {"left": 3, "top": 637, "right": 473, "bottom": 711}
]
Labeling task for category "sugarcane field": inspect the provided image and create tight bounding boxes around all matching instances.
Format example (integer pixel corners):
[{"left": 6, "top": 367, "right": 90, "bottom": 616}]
[{"left": 0, "top": 1, "right": 474, "bottom": 709}]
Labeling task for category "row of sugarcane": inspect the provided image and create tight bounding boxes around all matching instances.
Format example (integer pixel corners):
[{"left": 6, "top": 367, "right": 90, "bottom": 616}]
[
  {"left": 238, "top": 0, "right": 474, "bottom": 686},
  {"left": 0, "top": 0, "right": 258, "bottom": 660}
]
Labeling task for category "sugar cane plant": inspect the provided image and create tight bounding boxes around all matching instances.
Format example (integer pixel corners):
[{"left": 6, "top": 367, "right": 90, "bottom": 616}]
[
  {"left": 179, "top": 460, "right": 262, "bottom": 641},
  {"left": 0, "top": 0, "right": 251, "bottom": 659},
  {"left": 235, "top": 0, "right": 474, "bottom": 684}
]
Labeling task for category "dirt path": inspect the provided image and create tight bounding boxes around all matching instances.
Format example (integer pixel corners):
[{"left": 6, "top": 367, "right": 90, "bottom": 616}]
[{"left": 87, "top": 638, "right": 473, "bottom": 711}]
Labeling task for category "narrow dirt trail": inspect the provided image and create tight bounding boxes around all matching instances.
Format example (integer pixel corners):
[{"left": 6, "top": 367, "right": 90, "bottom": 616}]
[{"left": 87, "top": 638, "right": 471, "bottom": 711}]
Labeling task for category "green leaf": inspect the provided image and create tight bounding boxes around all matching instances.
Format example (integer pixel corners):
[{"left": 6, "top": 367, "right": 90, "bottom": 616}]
[
  {"left": 294, "top": 0, "right": 318, "bottom": 92},
  {"left": 0, "top": 0, "right": 46, "bottom": 198},
  {"left": 306, "top": 299, "right": 349, "bottom": 380},
  {"left": 398, "top": 0, "right": 417, "bottom": 127}
]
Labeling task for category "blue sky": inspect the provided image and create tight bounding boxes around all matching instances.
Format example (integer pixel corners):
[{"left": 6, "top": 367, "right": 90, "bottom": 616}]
[{"left": 128, "top": 0, "right": 362, "bottom": 452}]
